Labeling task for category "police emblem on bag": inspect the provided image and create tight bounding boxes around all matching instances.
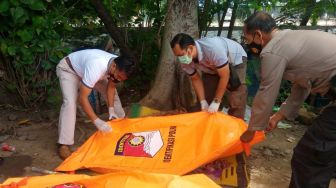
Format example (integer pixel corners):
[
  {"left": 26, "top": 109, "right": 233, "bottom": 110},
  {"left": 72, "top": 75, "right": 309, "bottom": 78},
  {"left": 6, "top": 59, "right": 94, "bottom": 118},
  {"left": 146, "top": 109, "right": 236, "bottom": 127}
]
[{"left": 115, "top": 131, "right": 164, "bottom": 158}]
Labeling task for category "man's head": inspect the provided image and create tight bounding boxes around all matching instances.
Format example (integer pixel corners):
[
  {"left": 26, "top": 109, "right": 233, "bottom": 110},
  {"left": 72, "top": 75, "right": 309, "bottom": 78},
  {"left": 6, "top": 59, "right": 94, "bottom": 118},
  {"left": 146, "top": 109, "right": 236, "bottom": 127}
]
[
  {"left": 108, "top": 56, "right": 135, "bottom": 83},
  {"left": 242, "top": 11, "right": 277, "bottom": 55},
  {"left": 170, "top": 33, "right": 197, "bottom": 64}
]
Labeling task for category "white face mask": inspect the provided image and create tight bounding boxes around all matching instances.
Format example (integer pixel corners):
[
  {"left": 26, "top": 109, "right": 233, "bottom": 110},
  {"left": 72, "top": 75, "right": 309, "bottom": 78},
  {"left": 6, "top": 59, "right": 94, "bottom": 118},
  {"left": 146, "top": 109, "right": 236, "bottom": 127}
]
[{"left": 177, "top": 54, "right": 193, "bottom": 64}]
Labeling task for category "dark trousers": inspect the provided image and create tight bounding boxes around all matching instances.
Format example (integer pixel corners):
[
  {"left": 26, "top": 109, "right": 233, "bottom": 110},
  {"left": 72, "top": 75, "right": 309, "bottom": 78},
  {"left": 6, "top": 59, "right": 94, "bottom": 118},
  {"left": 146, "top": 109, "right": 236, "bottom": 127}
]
[{"left": 290, "top": 104, "right": 336, "bottom": 188}]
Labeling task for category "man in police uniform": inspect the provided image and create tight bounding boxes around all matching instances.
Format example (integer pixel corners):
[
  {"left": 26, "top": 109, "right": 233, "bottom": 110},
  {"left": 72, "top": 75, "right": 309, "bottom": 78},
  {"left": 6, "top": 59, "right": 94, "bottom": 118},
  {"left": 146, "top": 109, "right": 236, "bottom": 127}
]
[{"left": 240, "top": 11, "right": 336, "bottom": 188}]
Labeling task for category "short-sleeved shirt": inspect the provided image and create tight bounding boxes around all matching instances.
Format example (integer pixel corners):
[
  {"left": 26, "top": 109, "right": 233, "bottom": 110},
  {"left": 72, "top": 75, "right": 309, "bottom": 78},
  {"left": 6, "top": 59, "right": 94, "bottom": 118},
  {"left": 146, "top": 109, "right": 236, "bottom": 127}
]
[
  {"left": 68, "top": 49, "right": 117, "bottom": 88},
  {"left": 181, "top": 37, "right": 247, "bottom": 75}
]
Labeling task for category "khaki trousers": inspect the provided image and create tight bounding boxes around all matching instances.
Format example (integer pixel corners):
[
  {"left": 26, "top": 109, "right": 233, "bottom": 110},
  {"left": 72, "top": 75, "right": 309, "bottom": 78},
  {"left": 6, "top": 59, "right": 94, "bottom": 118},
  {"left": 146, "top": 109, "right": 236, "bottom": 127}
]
[
  {"left": 202, "top": 62, "right": 248, "bottom": 119},
  {"left": 56, "top": 58, "right": 124, "bottom": 145}
]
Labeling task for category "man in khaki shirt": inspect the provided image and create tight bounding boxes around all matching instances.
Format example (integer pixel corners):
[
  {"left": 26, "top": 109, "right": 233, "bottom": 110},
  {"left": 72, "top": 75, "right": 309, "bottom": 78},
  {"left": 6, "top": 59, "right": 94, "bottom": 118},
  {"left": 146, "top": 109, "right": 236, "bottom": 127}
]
[{"left": 240, "top": 11, "right": 336, "bottom": 188}]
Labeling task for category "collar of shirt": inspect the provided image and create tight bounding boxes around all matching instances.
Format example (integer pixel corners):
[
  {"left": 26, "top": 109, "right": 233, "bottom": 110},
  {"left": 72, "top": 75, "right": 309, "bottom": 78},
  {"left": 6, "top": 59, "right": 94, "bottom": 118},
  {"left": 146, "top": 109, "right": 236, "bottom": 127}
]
[{"left": 195, "top": 41, "right": 204, "bottom": 64}]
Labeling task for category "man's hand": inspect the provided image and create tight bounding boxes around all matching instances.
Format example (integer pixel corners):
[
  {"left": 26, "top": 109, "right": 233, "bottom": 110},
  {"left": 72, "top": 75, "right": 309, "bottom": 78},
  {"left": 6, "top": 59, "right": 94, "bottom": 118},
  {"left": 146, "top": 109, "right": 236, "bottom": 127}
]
[
  {"left": 94, "top": 118, "right": 112, "bottom": 133},
  {"left": 240, "top": 130, "right": 256, "bottom": 143},
  {"left": 200, "top": 100, "right": 209, "bottom": 111},
  {"left": 267, "top": 112, "right": 285, "bottom": 132},
  {"left": 208, "top": 101, "right": 220, "bottom": 113},
  {"left": 109, "top": 107, "right": 119, "bottom": 120}
]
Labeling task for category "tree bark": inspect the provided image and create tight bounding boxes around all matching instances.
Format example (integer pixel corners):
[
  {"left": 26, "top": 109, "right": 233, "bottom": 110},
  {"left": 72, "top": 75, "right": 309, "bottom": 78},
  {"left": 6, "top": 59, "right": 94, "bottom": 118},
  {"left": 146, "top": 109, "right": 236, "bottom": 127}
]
[
  {"left": 140, "top": 0, "right": 198, "bottom": 111},
  {"left": 300, "top": 0, "right": 316, "bottom": 26},
  {"left": 199, "top": 0, "right": 211, "bottom": 37},
  {"left": 90, "top": 0, "right": 137, "bottom": 63}
]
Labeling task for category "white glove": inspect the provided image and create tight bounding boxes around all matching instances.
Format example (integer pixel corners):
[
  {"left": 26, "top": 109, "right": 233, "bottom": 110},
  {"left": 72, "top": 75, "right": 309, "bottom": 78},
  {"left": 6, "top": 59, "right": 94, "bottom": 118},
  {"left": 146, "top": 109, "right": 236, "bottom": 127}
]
[
  {"left": 94, "top": 118, "right": 112, "bottom": 133},
  {"left": 200, "top": 100, "right": 209, "bottom": 111},
  {"left": 109, "top": 107, "right": 119, "bottom": 120},
  {"left": 208, "top": 101, "right": 220, "bottom": 113}
]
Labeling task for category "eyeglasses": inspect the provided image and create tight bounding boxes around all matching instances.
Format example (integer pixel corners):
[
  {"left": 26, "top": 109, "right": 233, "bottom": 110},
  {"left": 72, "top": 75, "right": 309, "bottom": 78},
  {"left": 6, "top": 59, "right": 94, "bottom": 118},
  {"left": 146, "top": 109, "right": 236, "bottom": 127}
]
[{"left": 241, "top": 32, "right": 258, "bottom": 45}]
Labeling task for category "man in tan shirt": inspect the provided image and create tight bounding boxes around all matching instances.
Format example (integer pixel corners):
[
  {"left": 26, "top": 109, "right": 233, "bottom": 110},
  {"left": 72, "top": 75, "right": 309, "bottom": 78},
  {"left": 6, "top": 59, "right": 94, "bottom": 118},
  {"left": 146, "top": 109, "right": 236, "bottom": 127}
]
[{"left": 240, "top": 11, "right": 336, "bottom": 188}]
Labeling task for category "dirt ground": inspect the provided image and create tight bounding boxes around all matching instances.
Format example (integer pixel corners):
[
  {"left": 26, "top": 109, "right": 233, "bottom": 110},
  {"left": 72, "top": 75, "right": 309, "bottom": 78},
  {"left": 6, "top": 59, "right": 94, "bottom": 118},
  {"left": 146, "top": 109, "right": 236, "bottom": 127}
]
[{"left": 0, "top": 104, "right": 335, "bottom": 187}]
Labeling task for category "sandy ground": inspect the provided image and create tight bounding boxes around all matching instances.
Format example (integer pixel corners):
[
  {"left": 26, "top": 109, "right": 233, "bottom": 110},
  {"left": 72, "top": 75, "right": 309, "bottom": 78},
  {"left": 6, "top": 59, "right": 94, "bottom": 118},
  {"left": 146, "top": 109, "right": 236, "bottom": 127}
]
[{"left": 0, "top": 105, "right": 335, "bottom": 187}]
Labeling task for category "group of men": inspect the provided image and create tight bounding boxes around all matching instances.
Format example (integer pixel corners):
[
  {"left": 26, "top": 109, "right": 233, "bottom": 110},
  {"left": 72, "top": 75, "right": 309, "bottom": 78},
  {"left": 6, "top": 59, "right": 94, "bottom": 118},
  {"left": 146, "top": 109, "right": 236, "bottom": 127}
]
[{"left": 56, "top": 11, "right": 336, "bottom": 188}]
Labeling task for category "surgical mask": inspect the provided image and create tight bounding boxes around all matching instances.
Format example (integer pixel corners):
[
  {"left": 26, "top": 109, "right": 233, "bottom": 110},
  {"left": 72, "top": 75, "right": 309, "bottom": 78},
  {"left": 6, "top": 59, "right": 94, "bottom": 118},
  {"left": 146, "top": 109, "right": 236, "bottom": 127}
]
[{"left": 177, "top": 54, "right": 192, "bottom": 64}]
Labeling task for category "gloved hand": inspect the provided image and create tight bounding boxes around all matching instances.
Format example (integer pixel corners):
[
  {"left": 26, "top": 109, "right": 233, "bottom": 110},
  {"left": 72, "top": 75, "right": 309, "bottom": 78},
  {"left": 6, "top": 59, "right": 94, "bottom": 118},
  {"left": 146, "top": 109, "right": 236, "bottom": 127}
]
[
  {"left": 200, "top": 100, "right": 209, "bottom": 111},
  {"left": 94, "top": 118, "right": 112, "bottom": 133},
  {"left": 109, "top": 107, "right": 119, "bottom": 120},
  {"left": 207, "top": 100, "right": 220, "bottom": 113}
]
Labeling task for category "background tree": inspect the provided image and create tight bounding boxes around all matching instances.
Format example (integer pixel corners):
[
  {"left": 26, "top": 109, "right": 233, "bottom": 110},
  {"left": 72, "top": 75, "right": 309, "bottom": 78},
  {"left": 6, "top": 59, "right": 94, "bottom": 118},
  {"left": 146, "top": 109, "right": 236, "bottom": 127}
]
[
  {"left": 217, "top": 0, "right": 231, "bottom": 36},
  {"left": 90, "top": 0, "right": 137, "bottom": 64},
  {"left": 198, "top": 0, "right": 212, "bottom": 37},
  {"left": 140, "top": 0, "right": 198, "bottom": 111},
  {"left": 227, "top": 0, "right": 240, "bottom": 39}
]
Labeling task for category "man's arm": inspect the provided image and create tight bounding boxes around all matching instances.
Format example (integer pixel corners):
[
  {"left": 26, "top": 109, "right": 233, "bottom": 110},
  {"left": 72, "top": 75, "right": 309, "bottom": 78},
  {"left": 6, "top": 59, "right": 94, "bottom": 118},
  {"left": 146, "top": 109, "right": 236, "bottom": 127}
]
[
  {"left": 190, "top": 72, "right": 206, "bottom": 101},
  {"left": 279, "top": 83, "right": 311, "bottom": 120},
  {"left": 241, "top": 54, "right": 287, "bottom": 142},
  {"left": 214, "top": 64, "right": 230, "bottom": 100},
  {"left": 79, "top": 84, "right": 97, "bottom": 122},
  {"left": 79, "top": 83, "right": 112, "bottom": 132},
  {"left": 107, "top": 80, "right": 116, "bottom": 108},
  {"left": 267, "top": 84, "right": 311, "bottom": 131}
]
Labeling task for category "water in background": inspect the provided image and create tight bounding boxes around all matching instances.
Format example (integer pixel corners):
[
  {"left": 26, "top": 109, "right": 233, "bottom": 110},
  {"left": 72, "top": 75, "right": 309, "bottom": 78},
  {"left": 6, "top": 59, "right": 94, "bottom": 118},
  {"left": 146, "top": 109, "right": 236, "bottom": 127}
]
[
  {"left": 203, "top": 28, "right": 336, "bottom": 42},
  {"left": 203, "top": 30, "right": 243, "bottom": 42}
]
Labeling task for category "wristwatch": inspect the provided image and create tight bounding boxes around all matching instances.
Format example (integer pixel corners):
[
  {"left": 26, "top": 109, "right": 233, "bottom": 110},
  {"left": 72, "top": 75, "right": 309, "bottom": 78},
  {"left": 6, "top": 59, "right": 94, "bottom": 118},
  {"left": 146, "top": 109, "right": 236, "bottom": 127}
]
[{"left": 213, "top": 98, "right": 221, "bottom": 103}]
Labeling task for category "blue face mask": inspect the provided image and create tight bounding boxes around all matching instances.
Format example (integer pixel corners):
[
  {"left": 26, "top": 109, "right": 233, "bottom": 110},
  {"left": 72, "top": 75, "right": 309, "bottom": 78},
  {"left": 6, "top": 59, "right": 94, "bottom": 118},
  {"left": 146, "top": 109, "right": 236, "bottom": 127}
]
[{"left": 177, "top": 54, "right": 192, "bottom": 64}]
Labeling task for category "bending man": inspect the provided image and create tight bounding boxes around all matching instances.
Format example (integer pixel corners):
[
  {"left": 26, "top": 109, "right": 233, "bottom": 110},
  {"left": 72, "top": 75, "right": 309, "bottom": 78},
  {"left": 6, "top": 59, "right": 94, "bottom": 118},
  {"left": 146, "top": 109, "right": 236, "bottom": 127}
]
[
  {"left": 240, "top": 11, "right": 336, "bottom": 188},
  {"left": 56, "top": 49, "right": 135, "bottom": 159},
  {"left": 170, "top": 33, "right": 248, "bottom": 119}
]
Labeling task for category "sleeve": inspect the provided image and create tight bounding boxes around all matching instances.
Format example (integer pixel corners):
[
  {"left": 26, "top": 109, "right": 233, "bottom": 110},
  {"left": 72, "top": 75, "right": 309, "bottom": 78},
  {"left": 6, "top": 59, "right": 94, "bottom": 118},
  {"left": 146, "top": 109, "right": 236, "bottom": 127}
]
[
  {"left": 248, "top": 53, "right": 287, "bottom": 131},
  {"left": 279, "top": 83, "right": 311, "bottom": 120},
  {"left": 206, "top": 48, "right": 229, "bottom": 69},
  {"left": 81, "top": 60, "right": 103, "bottom": 88}
]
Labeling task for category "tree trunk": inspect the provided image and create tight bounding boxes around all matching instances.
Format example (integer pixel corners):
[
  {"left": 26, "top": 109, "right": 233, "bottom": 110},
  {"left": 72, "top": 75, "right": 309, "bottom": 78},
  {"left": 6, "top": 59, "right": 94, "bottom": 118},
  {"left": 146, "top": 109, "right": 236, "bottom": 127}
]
[
  {"left": 227, "top": 0, "right": 239, "bottom": 39},
  {"left": 90, "top": 0, "right": 137, "bottom": 63},
  {"left": 300, "top": 0, "right": 316, "bottom": 26},
  {"left": 217, "top": 0, "right": 230, "bottom": 36},
  {"left": 199, "top": 0, "right": 211, "bottom": 37},
  {"left": 203, "top": 14, "right": 214, "bottom": 37},
  {"left": 140, "top": 0, "right": 198, "bottom": 111}
]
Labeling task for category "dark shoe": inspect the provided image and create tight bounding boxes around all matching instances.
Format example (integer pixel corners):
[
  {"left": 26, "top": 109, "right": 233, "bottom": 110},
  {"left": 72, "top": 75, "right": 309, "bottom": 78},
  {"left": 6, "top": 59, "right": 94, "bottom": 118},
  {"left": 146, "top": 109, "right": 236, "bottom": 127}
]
[{"left": 58, "top": 145, "right": 72, "bottom": 160}]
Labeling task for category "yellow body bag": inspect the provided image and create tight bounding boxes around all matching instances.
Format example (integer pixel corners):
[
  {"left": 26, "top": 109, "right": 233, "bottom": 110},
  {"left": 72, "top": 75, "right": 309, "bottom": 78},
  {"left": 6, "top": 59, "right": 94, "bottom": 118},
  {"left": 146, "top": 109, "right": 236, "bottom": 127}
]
[
  {"left": 0, "top": 171, "right": 220, "bottom": 188},
  {"left": 56, "top": 112, "right": 264, "bottom": 174}
]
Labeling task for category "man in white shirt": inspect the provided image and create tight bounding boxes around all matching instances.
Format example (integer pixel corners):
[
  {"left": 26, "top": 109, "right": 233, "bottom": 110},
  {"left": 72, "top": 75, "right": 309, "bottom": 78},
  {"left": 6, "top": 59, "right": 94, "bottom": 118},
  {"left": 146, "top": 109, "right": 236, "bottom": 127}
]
[
  {"left": 170, "top": 33, "right": 248, "bottom": 119},
  {"left": 56, "top": 49, "right": 135, "bottom": 159}
]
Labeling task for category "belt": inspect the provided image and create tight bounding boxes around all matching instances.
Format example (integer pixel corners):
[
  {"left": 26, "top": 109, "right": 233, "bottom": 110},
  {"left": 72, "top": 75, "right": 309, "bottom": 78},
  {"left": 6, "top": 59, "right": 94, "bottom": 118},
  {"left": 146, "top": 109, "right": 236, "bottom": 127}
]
[{"left": 65, "top": 57, "right": 77, "bottom": 74}]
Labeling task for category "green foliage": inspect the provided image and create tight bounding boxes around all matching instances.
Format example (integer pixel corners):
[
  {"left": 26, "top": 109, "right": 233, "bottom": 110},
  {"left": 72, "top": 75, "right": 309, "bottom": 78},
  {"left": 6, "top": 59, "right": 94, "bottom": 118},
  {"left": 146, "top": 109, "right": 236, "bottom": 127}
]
[
  {"left": 278, "top": 0, "right": 335, "bottom": 26},
  {"left": 98, "top": 0, "right": 164, "bottom": 99},
  {"left": 275, "top": 80, "right": 291, "bottom": 107},
  {"left": 121, "top": 28, "right": 160, "bottom": 100},
  {"left": 0, "top": 0, "right": 70, "bottom": 107}
]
